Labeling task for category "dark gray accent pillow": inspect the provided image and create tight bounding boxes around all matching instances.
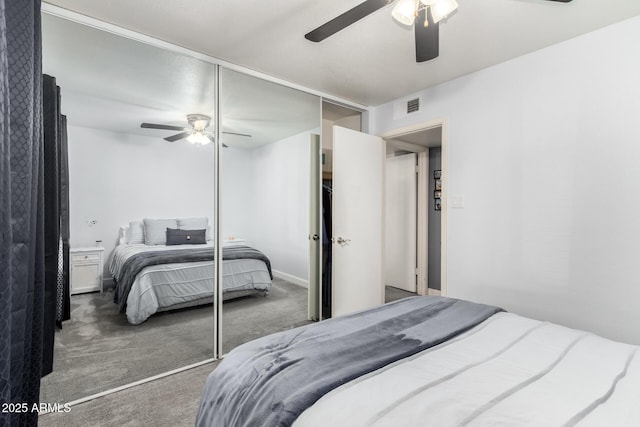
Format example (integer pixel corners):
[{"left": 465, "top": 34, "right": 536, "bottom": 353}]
[{"left": 166, "top": 228, "right": 207, "bottom": 245}]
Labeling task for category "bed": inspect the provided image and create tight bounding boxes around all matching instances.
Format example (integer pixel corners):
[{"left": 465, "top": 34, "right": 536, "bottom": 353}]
[
  {"left": 196, "top": 296, "right": 640, "bottom": 427},
  {"left": 109, "top": 219, "right": 272, "bottom": 325}
]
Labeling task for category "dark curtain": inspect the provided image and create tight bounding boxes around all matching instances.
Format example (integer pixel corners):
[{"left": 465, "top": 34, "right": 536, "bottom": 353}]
[
  {"left": 42, "top": 75, "right": 69, "bottom": 374},
  {"left": 58, "top": 114, "right": 70, "bottom": 326},
  {"left": 42, "top": 77, "right": 69, "bottom": 332},
  {"left": 0, "top": 0, "right": 45, "bottom": 425}
]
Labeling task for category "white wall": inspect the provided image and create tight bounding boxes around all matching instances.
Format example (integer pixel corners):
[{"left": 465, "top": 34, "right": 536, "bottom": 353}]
[
  {"left": 222, "top": 129, "right": 315, "bottom": 284},
  {"left": 68, "top": 126, "right": 215, "bottom": 279},
  {"left": 372, "top": 16, "right": 640, "bottom": 344},
  {"left": 221, "top": 147, "right": 253, "bottom": 242}
]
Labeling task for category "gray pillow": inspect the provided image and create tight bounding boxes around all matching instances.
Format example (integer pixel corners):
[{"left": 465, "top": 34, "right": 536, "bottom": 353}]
[
  {"left": 143, "top": 218, "right": 178, "bottom": 245},
  {"left": 166, "top": 228, "right": 207, "bottom": 245},
  {"left": 178, "top": 217, "right": 210, "bottom": 240}
]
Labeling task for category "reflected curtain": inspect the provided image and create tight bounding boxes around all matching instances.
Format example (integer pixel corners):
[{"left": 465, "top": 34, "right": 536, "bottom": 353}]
[
  {"left": 0, "top": 0, "right": 46, "bottom": 425},
  {"left": 42, "top": 74, "right": 70, "bottom": 373}
]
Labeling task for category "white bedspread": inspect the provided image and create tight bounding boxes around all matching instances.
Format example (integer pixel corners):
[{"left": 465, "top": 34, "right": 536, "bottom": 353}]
[{"left": 294, "top": 312, "right": 640, "bottom": 427}]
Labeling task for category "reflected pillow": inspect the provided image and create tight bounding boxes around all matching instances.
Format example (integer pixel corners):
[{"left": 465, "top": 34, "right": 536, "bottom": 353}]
[
  {"left": 166, "top": 228, "right": 207, "bottom": 245},
  {"left": 144, "top": 218, "right": 178, "bottom": 245},
  {"left": 178, "top": 217, "right": 210, "bottom": 241},
  {"left": 127, "top": 221, "right": 145, "bottom": 245}
]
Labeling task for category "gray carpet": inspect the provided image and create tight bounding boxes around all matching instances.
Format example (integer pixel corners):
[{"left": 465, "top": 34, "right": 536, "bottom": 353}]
[
  {"left": 39, "top": 286, "right": 420, "bottom": 426},
  {"left": 39, "top": 361, "right": 219, "bottom": 427},
  {"left": 40, "top": 278, "right": 311, "bottom": 404}
]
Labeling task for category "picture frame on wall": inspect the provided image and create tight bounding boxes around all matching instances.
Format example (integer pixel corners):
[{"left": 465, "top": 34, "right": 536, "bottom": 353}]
[
  {"left": 434, "top": 190, "right": 442, "bottom": 199},
  {"left": 435, "top": 179, "right": 442, "bottom": 191},
  {"left": 435, "top": 198, "right": 441, "bottom": 211},
  {"left": 434, "top": 170, "right": 441, "bottom": 179}
]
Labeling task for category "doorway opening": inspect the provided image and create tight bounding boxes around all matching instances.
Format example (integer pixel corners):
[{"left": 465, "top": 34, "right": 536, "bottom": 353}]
[{"left": 383, "top": 123, "right": 445, "bottom": 302}]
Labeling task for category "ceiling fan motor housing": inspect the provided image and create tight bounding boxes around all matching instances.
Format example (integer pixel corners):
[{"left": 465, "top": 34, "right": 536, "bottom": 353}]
[{"left": 187, "top": 113, "right": 211, "bottom": 131}]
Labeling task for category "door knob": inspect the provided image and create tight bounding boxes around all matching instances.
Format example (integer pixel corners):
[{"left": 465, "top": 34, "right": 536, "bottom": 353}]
[
  {"left": 336, "top": 237, "right": 351, "bottom": 245},
  {"left": 311, "top": 234, "right": 320, "bottom": 241}
]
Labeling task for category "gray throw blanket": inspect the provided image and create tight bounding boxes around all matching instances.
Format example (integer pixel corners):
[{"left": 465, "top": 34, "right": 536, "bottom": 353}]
[
  {"left": 113, "top": 245, "right": 272, "bottom": 312},
  {"left": 196, "top": 296, "right": 503, "bottom": 427}
]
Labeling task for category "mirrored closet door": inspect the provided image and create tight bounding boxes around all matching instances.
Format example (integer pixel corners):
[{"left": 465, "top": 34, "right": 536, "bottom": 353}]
[
  {"left": 40, "top": 13, "right": 218, "bottom": 404},
  {"left": 218, "top": 68, "right": 321, "bottom": 354}
]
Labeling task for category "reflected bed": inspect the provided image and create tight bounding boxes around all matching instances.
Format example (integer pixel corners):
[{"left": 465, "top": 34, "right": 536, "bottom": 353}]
[{"left": 110, "top": 242, "right": 272, "bottom": 324}]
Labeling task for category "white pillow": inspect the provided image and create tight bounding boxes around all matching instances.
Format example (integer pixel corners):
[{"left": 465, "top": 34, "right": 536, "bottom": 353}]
[
  {"left": 178, "top": 217, "right": 210, "bottom": 241},
  {"left": 118, "top": 225, "right": 129, "bottom": 245},
  {"left": 143, "top": 218, "right": 178, "bottom": 245},
  {"left": 127, "top": 221, "right": 145, "bottom": 245}
]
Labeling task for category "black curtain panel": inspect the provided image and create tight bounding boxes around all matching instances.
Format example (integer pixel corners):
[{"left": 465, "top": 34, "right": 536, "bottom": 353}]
[
  {"left": 42, "top": 74, "right": 63, "bottom": 375},
  {"left": 42, "top": 79, "right": 70, "bottom": 332},
  {"left": 0, "top": 0, "right": 45, "bottom": 425},
  {"left": 59, "top": 114, "right": 71, "bottom": 325}
]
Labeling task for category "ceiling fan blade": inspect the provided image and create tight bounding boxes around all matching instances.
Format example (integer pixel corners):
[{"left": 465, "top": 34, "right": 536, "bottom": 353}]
[
  {"left": 207, "top": 135, "right": 228, "bottom": 148},
  {"left": 141, "top": 123, "right": 186, "bottom": 131},
  {"left": 415, "top": 7, "right": 439, "bottom": 63},
  {"left": 305, "top": 0, "right": 389, "bottom": 42},
  {"left": 164, "top": 132, "right": 190, "bottom": 142},
  {"left": 222, "top": 131, "right": 252, "bottom": 138},
  {"left": 545, "top": 0, "right": 572, "bottom": 2}
]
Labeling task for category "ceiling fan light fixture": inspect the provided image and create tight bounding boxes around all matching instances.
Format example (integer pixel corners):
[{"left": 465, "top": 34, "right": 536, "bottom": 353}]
[
  {"left": 392, "top": 0, "right": 418, "bottom": 26},
  {"left": 430, "top": 0, "right": 458, "bottom": 23},
  {"left": 419, "top": 0, "right": 437, "bottom": 5},
  {"left": 187, "top": 132, "right": 211, "bottom": 145}
]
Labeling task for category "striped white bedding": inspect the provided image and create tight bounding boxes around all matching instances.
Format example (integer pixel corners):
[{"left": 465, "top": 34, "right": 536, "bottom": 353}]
[{"left": 294, "top": 312, "right": 640, "bottom": 427}]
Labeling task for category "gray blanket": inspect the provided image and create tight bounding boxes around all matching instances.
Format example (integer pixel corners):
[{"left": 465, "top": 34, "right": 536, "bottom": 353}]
[
  {"left": 196, "top": 296, "right": 503, "bottom": 427},
  {"left": 113, "top": 245, "right": 272, "bottom": 312}
]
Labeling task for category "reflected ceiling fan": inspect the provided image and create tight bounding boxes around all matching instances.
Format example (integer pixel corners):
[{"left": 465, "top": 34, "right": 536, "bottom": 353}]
[
  {"left": 305, "top": 0, "right": 573, "bottom": 63},
  {"left": 141, "top": 114, "right": 251, "bottom": 146}
]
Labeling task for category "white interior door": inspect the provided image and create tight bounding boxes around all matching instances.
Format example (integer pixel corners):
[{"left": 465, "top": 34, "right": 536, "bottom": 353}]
[
  {"left": 332, "top": 126, "right": 385, "bottom": 317},
  {"left": 385, "top": 153, "right": 417, "bottom": 292}
]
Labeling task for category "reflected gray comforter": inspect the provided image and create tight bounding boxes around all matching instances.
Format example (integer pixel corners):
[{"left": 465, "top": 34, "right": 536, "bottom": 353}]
[{"left": 113, "top": 245, "right": 272, "bottom": 312}]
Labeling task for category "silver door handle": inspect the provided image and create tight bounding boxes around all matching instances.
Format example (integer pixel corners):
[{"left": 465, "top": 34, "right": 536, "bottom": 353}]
[
  {"left": 335, "top": 237, "right": 351, "bottom": 245},
  {"left": 310, "top": 234, "right": 320, "bottom": 241}
]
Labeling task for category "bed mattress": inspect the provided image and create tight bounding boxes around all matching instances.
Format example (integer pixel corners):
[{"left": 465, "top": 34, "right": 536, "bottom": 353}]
[{"left": 196, "top": 296, "right": 640, "bottom": 427}]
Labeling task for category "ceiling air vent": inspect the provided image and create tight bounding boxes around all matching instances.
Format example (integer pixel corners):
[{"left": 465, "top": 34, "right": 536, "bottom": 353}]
[
  {"left": 407, "top": 98, "right": 420, "bottom": 114},
  {"left": 393, "top": 95, "right": 422, "bottom": 120}
]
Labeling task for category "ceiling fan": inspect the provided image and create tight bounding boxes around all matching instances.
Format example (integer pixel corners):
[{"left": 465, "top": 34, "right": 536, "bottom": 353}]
[
  {"left": 141, "top": 114, "right": 251, "bottom": 146},
  {"left": 305, "top": 0, "right": 573, "bottom": 63}
]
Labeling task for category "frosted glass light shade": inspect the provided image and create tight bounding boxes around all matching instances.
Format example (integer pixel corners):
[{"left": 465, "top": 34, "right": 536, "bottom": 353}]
[
  {"left": 392, "top": 0, "right": 417, "bottom": 26},
  {"left": 187, "top": 132, "right": 211, "bottom": 145},
  {"left": 419, "top": 0, "right": 437, "bottom": 5},
  {"left": 431, "top": 0, "right": 458, "bottom": 23}
]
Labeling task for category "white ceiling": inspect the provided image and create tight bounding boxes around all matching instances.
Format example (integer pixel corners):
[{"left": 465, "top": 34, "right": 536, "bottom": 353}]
[
  {"left": 44, "top": 0, "right": 640, "bottom": 106},
  {"left": 42, "top": 13, "right": 320, "bottom": 147}
]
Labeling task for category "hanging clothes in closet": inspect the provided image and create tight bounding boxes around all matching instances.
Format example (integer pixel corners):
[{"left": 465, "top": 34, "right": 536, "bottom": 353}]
[{"left": 322, "top": 183, "right": 332, "bottom": 318}]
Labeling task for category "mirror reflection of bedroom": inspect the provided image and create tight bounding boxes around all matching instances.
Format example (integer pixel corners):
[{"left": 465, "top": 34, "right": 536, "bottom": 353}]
[
  {"left": 38, "top": 14, "right": 219, "bottom": 404},
  {"left": 38, "top": 13, "right": 320, "bottom": 405},
  {"left": 219, "top": 69, "right": 320, "bottom": 354}
]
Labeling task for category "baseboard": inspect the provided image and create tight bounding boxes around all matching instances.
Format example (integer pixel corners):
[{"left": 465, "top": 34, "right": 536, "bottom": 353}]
[
  {"left": 272, "top": 270, "right": 308, "bottom": 289},
  {"left": 427, "top": 288, "right": 441, "bottom": 296}
]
